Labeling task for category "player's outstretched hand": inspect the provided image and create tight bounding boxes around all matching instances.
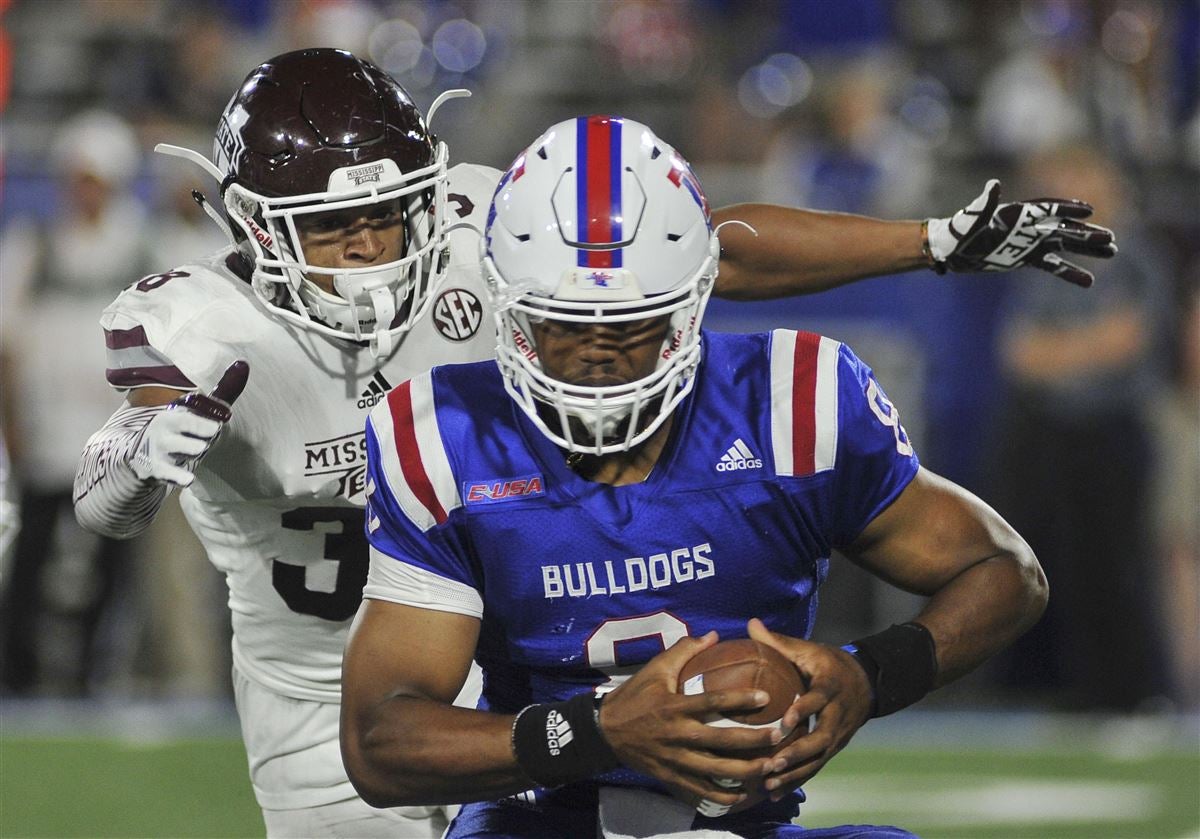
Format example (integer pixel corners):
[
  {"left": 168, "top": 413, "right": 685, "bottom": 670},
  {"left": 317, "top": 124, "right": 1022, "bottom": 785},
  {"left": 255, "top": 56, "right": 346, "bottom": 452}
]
[
  {"left": 925, "top": 179, "right": 1118, "bottom": 288},
  {"left": 131, "top": 361, "right": 250, "bottom": 487},
  {"left": 745, "top": 618, "right": 872, "bottom": 800},
  {"left": 598, "top": 631, "right": 781, "bottom": 809}
]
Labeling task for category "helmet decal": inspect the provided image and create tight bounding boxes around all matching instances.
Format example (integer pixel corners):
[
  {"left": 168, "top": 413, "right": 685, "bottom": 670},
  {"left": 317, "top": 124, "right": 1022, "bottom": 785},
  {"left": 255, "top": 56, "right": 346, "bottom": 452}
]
[
  {"left": 575, "top": 115, "right": 623, "bottom": 267},
  {"left": 213, "top": 102, "right": 249, "bottom": 176},
  {"left": 666, "top": 155, "right": 710, "bottom": 217}
]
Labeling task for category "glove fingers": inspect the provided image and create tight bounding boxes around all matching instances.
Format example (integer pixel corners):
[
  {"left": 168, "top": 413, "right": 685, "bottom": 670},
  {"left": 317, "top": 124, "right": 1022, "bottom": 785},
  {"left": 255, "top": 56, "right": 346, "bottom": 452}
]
[
  {"left": 165, "top": 435, "right": 212, "bottom": 458},
  {"left": 174, "top": 392, "right": 232, "bottom": 424},
  {"left": 1036, "top": 220, "right": 1117, "bottom": 258},
  {"left": 158, "top": 465, "right": 196, "bottom": 488},
  {"left": 164, "top": 411, "right": 223, "bottom": 440},
  {"left": 1031, "top": 252, "right": 1094, "bottom": 288},
  {"left": 211, "top": 360, "right": 250, "bottom": 406},
  {"left": 1062, "top": 241, "right": 1118, "bottom": 259},
  {"left": 1054, "top": 218, "right": 1115, "bottom": 244},
  {"left": 1024, "top": 198, "right": 1094, "bottom": 219},
  {"left": 173, "top": 361, "right": 249, "bottom": 424},
  {"left": 954, "top": 179, "right": 1002, "bottom": 242}
]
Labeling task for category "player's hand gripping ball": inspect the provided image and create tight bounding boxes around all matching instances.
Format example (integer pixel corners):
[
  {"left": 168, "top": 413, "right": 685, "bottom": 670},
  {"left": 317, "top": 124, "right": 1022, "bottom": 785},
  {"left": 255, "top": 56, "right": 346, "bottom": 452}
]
[{"left": 677, "top": 638, "right": 808, "bottom": 816}]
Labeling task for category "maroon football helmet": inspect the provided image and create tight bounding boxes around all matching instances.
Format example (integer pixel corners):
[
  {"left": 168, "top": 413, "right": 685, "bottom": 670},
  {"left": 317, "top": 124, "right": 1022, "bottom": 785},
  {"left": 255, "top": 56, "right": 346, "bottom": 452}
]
[{"left": 162, "top": 48, "right": 452, "bottom": 354}]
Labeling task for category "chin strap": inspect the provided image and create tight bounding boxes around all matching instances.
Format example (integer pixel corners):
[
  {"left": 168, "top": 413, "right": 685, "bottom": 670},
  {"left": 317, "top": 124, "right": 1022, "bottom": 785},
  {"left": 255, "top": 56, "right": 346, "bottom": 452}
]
[
  {"left": 191, "top": 189, "right": 236, "bottom": 246},
  {"left": 371, "top": 330, "right": 394, "bottom": 357},
  {"left": 155, "top": 143, "right": 239, "bottom": 248}
]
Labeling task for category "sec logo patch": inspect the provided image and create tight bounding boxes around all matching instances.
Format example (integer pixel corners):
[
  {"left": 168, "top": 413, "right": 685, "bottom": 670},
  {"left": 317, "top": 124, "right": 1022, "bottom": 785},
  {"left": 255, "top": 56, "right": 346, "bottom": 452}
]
[{"left": 432, "top": 288, "right": 484, "bottom": 341}]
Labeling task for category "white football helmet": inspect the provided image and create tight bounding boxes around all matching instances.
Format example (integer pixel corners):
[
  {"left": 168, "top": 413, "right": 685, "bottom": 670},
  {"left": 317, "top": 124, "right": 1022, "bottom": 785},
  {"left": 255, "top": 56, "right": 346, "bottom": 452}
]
[{"left": 484, "top": 115, "right": 719, "bottom": 455}]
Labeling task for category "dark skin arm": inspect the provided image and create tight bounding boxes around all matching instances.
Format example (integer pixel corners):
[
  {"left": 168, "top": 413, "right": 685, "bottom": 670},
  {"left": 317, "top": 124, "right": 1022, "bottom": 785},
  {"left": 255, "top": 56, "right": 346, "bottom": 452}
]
[
  {"left": 339, "top": 602, "right": 522, "bottom": 807},
  {"left": 712, "top": 205, "right": 928, "bottom": 300},
  {"left": 340, "top": 602, "right": 783, "bottom": 808},
  {"left": 749, "top": 466, "right": 1047, "bottom": 799}
]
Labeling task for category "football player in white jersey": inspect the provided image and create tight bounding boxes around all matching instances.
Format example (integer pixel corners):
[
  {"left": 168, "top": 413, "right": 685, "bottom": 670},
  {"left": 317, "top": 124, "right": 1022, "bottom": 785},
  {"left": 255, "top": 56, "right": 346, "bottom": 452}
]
[{"left": 71, "top": 49, "right": 1115, "bottom": 839}]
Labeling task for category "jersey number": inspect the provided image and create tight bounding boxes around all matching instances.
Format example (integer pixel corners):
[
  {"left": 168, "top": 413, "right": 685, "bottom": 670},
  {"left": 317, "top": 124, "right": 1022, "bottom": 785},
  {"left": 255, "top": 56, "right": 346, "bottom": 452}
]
[
  {"left": 447, "top": 193, "right": 474, "bottom": 218},
  {"left": 585, "top": 612, "right": 690, "bottom": 694},
  {"left": 866, "top": 378, "right": 914, "bottom": 456},
  {"left": 272, "top": 508, "right": 368, "bottom": 622},
  {"left": 135, "top": 270, "right": 190, "bottom": 292}
]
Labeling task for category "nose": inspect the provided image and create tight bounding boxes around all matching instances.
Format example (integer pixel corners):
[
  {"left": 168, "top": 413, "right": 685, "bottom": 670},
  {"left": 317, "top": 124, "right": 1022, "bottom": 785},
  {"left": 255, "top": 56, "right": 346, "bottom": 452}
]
[
  {"left": 344, "top": 224, "right": 385, "bottom": 263},
  {"left": 575, "top": 326, "right": 623, "bottom": 361}
]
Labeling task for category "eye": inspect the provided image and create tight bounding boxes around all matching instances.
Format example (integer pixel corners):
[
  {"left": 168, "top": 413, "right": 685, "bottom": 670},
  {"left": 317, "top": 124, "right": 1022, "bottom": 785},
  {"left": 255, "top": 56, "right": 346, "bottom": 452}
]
[
  {"left": 367, "top": 201, "right": 403, "bottom": 225},
  {"left": 298, "top": 213, "right": 345, "bottom": 235}
]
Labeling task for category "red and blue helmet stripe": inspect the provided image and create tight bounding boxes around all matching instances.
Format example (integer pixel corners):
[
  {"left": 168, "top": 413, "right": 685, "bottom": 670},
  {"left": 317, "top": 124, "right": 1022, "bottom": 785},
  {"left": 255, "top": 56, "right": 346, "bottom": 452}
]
[{"left": 575, "top": 115, "right": 623, "bottom": 268}]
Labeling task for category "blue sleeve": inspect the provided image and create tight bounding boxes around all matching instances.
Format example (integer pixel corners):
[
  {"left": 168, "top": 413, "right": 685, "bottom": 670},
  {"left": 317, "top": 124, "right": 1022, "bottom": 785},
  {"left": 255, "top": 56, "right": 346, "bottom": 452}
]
[
  {"left": 830, "top": 344, "right": 920, "bottom": 547},
  {"left": 363, "top": 414, "right": 478, "bottom": 589}
]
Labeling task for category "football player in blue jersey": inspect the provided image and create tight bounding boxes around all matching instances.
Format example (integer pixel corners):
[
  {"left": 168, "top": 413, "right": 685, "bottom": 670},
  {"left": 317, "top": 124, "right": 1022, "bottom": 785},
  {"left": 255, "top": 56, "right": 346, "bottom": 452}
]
[{"left": 341, "top": 116, "right": 1052, "bottom": 839}]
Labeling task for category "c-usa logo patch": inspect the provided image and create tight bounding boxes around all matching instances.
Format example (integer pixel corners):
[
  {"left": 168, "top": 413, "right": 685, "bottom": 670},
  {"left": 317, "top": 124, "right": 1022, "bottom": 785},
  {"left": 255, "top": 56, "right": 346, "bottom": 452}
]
[{"left": 432, "top": 288, "right": 483, "bottom": 341}]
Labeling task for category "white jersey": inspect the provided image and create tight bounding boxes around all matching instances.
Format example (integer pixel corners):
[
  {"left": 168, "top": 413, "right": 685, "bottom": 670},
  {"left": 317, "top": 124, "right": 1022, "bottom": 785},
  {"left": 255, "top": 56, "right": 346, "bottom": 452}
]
[{"left": 101, "top": 164, "right": 500, "bottom": 704}]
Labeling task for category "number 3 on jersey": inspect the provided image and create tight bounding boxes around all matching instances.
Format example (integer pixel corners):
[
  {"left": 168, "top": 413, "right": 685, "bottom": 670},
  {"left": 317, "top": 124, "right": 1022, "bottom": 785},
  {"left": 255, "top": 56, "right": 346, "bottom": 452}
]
[{"left": 272, "top": 507, "right": 368, "bottom": 621}]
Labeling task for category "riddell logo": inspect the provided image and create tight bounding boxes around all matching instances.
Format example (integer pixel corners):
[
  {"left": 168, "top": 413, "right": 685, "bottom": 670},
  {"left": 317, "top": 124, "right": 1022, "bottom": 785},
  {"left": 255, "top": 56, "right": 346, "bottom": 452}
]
[
  {"left": 661, "top": 316, "right": 694, "bottom": 360},
  {"left": 512, "top": 328, "right": 537, "bottom": 361},
  {"left": 244, "top": 216, "right": 274, "bottom": 249},
  {"left": 544, "top": 710, "right": 573, "bottom": 756},
  {"left": 716, "top": 438, "right": 762, "bottom": 472},
  {"left": 357, "top": 371, "right": 394, "bottom": 409}
]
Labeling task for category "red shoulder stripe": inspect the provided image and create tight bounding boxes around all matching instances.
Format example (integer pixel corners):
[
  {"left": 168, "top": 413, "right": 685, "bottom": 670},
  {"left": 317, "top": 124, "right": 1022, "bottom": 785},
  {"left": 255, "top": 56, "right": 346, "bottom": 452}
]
[{"left": 386, "top": 380, "right": 448, "bottom": 526}]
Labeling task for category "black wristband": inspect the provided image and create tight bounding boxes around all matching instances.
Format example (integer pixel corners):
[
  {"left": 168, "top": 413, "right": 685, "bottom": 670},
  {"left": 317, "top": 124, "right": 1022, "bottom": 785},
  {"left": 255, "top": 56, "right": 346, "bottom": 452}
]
[
  {"left": 844, "top": 622, "right": 938, "bottom": 718},
  {"left": 511, "top": 692, "right": 619, "bottom": 788}
]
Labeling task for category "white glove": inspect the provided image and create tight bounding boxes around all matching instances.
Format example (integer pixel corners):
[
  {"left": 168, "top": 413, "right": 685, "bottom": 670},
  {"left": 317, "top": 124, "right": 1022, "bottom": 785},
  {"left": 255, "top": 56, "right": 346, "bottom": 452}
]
[
  {"left": 130, "top": 361, "right": 249, "bottom": 487},
  {"left": 925, "top": 179, "right": 1118, "bottom": 287}
]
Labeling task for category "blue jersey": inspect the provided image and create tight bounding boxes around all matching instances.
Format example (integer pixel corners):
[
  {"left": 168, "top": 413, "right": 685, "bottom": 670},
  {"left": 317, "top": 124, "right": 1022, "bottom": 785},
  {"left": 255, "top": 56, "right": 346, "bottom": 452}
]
[{"left": 362, "top": 328, "right": 918, "bottom": 808}]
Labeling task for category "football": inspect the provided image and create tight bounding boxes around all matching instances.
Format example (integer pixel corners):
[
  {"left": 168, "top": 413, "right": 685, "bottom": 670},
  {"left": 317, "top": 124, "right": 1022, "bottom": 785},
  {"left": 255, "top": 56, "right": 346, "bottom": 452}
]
[{"left": 677, "top": 637, "right": 808, "bottom": 816}]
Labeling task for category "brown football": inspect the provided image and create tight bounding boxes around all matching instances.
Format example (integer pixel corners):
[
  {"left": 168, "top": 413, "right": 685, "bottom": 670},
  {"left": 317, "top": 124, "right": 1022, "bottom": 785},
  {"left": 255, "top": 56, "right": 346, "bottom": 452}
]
[{"left": 677, "top": 638, "right": 807, "bottom": 816}]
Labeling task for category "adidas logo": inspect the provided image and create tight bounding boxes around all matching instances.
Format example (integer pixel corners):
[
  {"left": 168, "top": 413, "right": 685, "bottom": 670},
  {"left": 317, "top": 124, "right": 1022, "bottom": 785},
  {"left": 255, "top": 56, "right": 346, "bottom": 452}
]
[
  {"left": 357, "top": 371, "right": 393, "bottom": 409},
  {"left": 716, "top": 438, "right": 763, "bottom": 472},
  {"left": 544, "top": 710, "right": 574, "bottom": 756}
]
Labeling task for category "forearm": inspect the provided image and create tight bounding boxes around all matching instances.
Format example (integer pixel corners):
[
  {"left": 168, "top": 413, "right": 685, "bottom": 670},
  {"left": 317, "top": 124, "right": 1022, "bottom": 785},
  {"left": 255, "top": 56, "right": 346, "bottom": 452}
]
[
  {"left": 344, "top": 696, "right": 531, "bottom": 807},
  {"left": 712, "top": 204, "right": 928, "bottom": 300},
  {"left": 913, "top": 547, "right": 1047, "bottom": 686},
  {"left": 73, "top": 406, "right": 169, "bottom": 539}
]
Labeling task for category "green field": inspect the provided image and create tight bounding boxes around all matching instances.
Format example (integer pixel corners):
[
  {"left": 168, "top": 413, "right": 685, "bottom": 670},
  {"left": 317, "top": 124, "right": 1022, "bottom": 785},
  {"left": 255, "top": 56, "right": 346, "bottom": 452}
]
[{"left": 2, "top": 708, "right": 1197, "bottom": 838}]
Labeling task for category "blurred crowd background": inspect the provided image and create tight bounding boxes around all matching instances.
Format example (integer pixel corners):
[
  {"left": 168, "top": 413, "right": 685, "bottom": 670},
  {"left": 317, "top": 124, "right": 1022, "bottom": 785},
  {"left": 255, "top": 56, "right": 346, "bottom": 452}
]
[{"left": 0, "top": 0, "right": 1196, "bottom": 717}]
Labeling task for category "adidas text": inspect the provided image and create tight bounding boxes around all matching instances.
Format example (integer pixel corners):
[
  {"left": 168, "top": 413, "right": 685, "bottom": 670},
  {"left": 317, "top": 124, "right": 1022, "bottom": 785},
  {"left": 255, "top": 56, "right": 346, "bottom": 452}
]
[
  {"left": 545, "top": 710, "right": 573, "bottom": 756},
  {"left": 716, "top": 457, "right": 763, "bottom": 471},
  {"left": 716, "top": 438, "right": 763, "bottom": 471}
]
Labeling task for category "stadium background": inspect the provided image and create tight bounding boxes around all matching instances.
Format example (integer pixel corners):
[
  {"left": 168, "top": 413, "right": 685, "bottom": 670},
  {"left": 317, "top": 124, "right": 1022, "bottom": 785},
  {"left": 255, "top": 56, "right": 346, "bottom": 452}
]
[{"left": 0, "top": 0, "right": 1197, "bottom": 836}]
